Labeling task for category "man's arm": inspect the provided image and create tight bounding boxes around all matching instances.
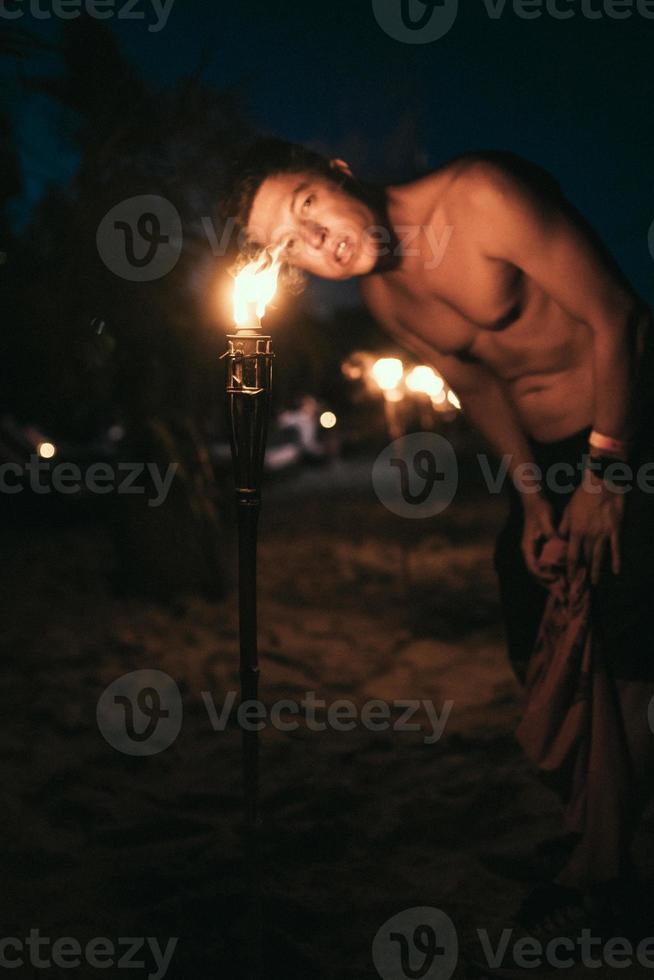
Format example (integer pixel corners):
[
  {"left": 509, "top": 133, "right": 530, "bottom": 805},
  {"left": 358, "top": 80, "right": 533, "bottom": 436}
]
[
  {"left": 374, "top": 314, "right": 557, "bottom": 581},
  {"left": 375, "top": 310, "right": 537, "bottom": 480},
  {"left": 466, "top": 162, "right": 647, "bottom": 443},
  {"left": 465, "top": 161, "right": 648, "bottom": 581}
]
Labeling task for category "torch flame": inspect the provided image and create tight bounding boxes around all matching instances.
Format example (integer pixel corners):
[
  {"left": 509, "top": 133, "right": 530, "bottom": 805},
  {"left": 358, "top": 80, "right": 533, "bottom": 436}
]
[{"left": 233, "top": 248, "right": 282, "bottom": 329}]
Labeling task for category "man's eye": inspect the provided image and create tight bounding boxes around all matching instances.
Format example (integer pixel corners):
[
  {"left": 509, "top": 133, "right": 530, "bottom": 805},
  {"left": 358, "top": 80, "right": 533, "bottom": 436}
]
[{"left": 301, "top": 194, "right": 315, "bottom": 214}]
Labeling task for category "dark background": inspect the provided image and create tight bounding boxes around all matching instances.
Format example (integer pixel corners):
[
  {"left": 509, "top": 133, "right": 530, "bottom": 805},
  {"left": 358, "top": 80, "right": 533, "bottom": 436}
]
[{"left": 6, "top": 0, "right": 654, "bottom": 289}]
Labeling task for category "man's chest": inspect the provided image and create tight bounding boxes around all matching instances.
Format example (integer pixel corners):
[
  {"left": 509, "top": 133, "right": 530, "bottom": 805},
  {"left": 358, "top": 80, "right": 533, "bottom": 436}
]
[
  {"left": 362, "top": 237, "right": 583, "bottom": 386},
  {"left": 366, "top": 237, "right": 529, "bottom": 354}
]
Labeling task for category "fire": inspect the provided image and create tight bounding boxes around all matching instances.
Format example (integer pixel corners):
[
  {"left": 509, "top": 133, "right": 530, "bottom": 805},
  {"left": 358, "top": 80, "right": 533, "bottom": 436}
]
[
  {"left": 405, "top": 365, "right": 445, "bottom": 402},
  {"left": 371, "top": 357, "right": 404, "bottom": 392},
  {"left": 233, "top": 248, "right": 282, "bottom": 328}
]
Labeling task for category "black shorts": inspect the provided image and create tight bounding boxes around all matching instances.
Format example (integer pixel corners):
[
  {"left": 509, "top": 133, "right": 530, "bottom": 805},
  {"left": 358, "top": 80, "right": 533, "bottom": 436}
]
[{"left": 494, "top": 424, "right": 654, "bottom": 684}]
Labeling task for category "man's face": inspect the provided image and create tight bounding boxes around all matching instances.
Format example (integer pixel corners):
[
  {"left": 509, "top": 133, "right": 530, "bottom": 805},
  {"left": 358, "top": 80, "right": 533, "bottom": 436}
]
[{"left": 246, "top": 171, "right": 380, "bottom": 280}]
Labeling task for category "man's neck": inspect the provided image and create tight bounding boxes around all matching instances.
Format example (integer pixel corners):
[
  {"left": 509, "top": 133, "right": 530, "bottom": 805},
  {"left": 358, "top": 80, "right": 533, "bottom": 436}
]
[{"left": 364, "top": 185, "right": 403, "bottom": 275}]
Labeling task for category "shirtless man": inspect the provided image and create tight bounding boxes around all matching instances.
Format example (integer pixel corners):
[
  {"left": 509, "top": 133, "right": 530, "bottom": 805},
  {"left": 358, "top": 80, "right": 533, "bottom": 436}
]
[{"left": 226, "top": 139, "right": 654, "bottom": 928}]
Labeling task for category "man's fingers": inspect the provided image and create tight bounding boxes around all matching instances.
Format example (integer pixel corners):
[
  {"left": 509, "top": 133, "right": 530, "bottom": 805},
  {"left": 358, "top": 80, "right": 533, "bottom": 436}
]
[
  {"left": 559, "top": 509, "right": 570, "bottom": 537},
  {"left": 533, "top": 503, "right": 556, "bottom": 540},
  {"left": 610, "top": 526, "right": 622, "bottom": 576},
  {"left": 590, "top": 537, "right": 606, "bottom": 587},
  {"left": 567, "top": 533, "right": 581, "bottom": 578},
  {"left": 522, "top": 541, "right": 539, "bottom": 579},
  {"left": 523, "top": 538, "right": 556, "bottom": 584},
  {"left": 541, "top": 509, "right": 557, "bottom": 539}
]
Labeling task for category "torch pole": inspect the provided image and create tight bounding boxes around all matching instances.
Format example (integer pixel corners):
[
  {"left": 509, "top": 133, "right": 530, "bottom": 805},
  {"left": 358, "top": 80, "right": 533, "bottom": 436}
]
[
  {"left": 237, "top": 498, "right": 261, "bottom": 827},
  {"left": 224, "top": 327, "right": 273, "bottom": 980}
]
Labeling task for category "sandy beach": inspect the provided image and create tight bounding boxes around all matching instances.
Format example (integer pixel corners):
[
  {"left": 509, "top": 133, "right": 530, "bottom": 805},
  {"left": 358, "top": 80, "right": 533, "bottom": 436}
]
[{"left": 1, "top": 454, "right": 652, "bottom": 979}]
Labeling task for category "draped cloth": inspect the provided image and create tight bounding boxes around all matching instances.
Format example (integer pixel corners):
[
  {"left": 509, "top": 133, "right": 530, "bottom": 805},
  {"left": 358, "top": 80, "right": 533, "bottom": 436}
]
[{"left": 516, "top": 538, "right": 632, "bottom": 884}]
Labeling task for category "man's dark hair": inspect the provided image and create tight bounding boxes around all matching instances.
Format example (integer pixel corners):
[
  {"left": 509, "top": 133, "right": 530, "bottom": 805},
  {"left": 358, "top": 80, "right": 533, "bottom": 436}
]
[{"left": 224, "top": 138, "right": 385, "bottom": 240}]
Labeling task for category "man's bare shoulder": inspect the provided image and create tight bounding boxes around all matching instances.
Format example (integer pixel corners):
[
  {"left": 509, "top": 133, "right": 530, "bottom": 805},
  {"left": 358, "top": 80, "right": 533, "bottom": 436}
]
[
  {"left": 402, "top": 151, "right": 564, "bottom": 221},
  {"left": 450, "top": 152, "right": 564, "bottom": 213},
  {"left": 359, "top": 271, "right": 391, "bottom": 313}
]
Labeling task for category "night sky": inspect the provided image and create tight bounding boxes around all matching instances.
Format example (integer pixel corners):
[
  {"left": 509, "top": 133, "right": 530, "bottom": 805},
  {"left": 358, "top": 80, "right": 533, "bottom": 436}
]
[{"left": 6, "top": 0, "right": 654, "bottom": 302}]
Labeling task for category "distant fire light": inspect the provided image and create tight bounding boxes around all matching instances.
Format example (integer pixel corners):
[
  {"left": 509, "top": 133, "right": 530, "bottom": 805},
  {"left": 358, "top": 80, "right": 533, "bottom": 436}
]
[
  {"left": 371, "top": 358, "right": 404, "bottom": 392},
  {"left": 38, "top": 442, "right": 56, "bottom": 459}
]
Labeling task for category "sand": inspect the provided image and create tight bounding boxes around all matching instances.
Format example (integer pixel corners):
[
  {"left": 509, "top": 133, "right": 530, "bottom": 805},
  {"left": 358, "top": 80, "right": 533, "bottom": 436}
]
[{"left": 1, "top": 456, "right": 652, "bottom": 979}]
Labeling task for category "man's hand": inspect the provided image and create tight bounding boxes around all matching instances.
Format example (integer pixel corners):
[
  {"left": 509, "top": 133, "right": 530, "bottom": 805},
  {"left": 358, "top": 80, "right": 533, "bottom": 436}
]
[
  {"left": 521, "top": 495, "right": 558, "bottom": 584},
  {"left": 559, "top": 473, "right": 625, "bottom": 585}
]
